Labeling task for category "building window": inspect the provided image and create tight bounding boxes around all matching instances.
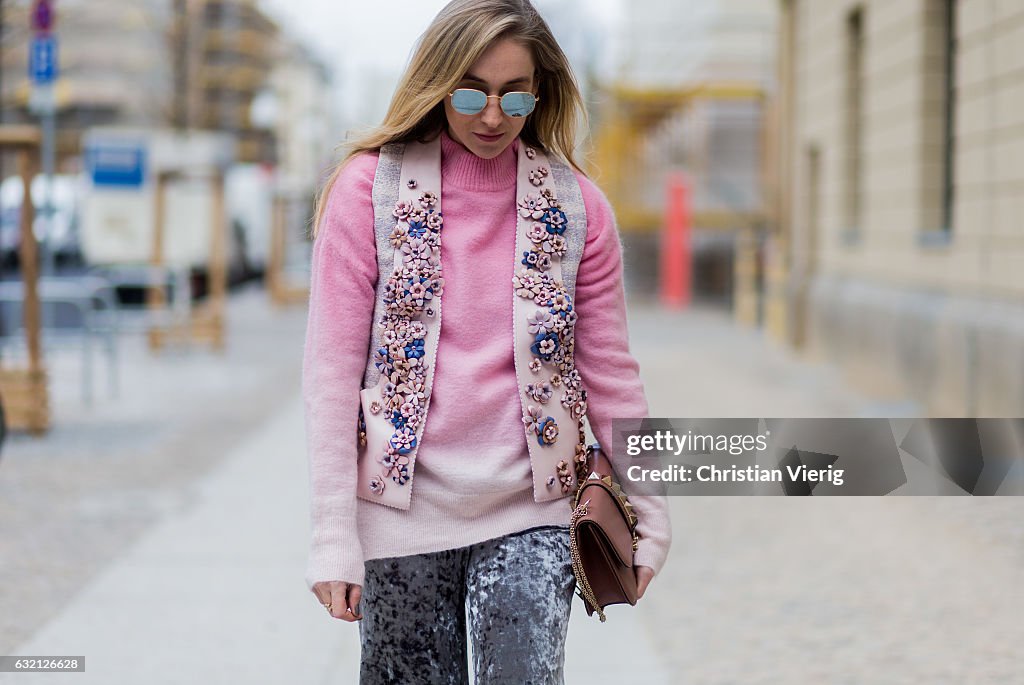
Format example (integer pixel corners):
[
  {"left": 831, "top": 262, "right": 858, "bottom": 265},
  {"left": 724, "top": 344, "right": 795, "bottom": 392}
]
[
  {"left": 842, "top": 6, "right": 864, "bottom": 243},
  {"left": 941, "top": 0, "right": 956, "bottom": 232},
  {"left": 921, "top": 0, "right": 957, "bottom": 242}
]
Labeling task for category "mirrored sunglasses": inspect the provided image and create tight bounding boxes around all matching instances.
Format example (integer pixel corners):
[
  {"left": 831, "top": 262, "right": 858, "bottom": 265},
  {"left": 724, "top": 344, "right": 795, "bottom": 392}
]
[{"left": 449, "top": 88, "right": 539, "bottom": 117}]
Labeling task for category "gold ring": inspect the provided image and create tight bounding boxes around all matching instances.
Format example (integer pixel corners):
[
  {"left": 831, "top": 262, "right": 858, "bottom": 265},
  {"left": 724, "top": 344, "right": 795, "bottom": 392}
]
[{"left": 323, "top": 603, "right": 332, "bottom": 611}]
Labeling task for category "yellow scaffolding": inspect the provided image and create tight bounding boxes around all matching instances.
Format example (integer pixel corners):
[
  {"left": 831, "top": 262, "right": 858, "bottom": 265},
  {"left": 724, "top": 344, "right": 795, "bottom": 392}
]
[
  {"left": 588, "top": 80, "right": 768, "bottom": 233},
  {"left": 587, "top": 79, "right": 773, "bottom": 325}
]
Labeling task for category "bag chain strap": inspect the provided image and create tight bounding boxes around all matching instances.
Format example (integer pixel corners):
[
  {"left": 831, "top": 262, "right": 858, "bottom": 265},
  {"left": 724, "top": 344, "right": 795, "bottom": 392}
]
[{"left": 568, "top": 497, "right": 607, "bottom": 622}]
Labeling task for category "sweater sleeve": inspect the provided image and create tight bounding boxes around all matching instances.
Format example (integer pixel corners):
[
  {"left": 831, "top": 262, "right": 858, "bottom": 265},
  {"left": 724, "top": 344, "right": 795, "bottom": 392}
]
[
  {"left": 571, "top": 172, "right": 673, "bottom": 578},
  {"left": 302, "top": 152, "right": 379, "bottom": 592}
]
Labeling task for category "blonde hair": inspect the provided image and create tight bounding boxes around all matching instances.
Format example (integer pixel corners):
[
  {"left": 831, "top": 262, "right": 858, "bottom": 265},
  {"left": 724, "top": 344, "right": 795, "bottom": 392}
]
[{"left": 311, "top": 0, "right": 588, "bottom": 238}]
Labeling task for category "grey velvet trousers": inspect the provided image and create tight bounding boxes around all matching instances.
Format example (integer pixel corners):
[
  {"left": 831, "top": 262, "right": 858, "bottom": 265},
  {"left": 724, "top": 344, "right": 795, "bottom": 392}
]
[{"left": 358, "top": 524, "right": 576, "bottom": 685}]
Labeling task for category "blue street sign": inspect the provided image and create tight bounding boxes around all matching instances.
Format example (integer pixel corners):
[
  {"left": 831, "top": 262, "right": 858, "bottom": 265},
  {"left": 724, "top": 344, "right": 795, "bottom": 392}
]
[
  {"left": 85, "top": 143, "right": 147, "bottom": 188},
  {"left": 29, "top": 35, "right": 58, "bottom": 84}
]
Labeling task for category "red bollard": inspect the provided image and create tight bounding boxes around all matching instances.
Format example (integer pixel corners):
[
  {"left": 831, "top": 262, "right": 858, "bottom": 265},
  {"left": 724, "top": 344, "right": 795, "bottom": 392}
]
[{"left": 660, "top": 172, "right": 691, "bottom": 309}]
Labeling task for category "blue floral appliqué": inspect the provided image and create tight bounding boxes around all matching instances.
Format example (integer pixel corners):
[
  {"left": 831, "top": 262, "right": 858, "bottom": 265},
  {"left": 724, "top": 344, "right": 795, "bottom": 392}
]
[
  {"left": 404, "top": 338, "right": 425, "bottom": 360},
  {"left": 531, "top": 331, "right": 560, "bottom": 361},
  {"left": 389, "top": 426, "right": 417, "bottom": 455},
  {"left": 537, "top": 416, "right": 559, "bottom": 445},
  {"left": 407, "top": 220, "right": 427, "bottom": 239},
  {"left": 541, "top": 207, "right": 567, "bottom": 236}
]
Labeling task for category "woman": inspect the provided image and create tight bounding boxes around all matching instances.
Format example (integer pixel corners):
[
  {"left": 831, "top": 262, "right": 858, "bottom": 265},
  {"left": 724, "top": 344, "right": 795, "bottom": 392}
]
[{"left": 303, "top": 1, "right": 671, "bottom": 682}]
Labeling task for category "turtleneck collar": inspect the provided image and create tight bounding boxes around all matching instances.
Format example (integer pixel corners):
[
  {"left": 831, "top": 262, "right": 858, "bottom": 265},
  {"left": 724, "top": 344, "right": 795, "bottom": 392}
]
[{"left": 440, "top": 128, "right": 518, "bottom": 192}]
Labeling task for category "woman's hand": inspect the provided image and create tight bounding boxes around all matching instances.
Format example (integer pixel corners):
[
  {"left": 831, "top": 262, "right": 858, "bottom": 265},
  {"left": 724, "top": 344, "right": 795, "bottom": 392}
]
[
  {"left": 313, "top": 581, "right": 363, "bottom": 621},
  {"left": 635, "top": 565, "right": 655, "bottom": 600}
]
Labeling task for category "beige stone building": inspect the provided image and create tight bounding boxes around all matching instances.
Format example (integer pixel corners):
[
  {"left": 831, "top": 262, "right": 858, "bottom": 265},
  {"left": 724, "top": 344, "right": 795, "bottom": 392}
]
[
  {"left": 768, "top": 0, "right": 1024, "bottom": 415},
  {"left": 0, "top": 0, "right": 280, "bottom": 163},
  {"left": 183, "top": 0, "right": 280, "bottom": 163},
  {"left": 1, "top": 0, "right": 173, "bottom": 158}
]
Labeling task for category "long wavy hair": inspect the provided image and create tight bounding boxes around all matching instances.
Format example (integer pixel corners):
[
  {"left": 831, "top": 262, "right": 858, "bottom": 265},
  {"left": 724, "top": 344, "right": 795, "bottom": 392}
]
[{"left": 310, "top": 0, "right": 588, "bottom": 238}]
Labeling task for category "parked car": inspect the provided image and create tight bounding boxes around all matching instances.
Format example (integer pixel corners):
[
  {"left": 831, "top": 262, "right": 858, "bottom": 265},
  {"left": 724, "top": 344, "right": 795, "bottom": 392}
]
[{"left": 0, "top": 174, "right": 84, "bottom": 270}]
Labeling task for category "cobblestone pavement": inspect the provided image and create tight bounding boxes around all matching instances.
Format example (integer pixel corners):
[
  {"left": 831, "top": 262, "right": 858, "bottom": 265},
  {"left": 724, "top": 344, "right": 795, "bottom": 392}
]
[{"left": 0, "top": 289, "right": 1020, "bottom": 683}]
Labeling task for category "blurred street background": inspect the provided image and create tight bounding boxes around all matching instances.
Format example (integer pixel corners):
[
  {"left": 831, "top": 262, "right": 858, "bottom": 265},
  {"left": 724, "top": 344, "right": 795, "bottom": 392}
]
[{"left": 0, "top": 0, "right": 1022, "bottom": 682}]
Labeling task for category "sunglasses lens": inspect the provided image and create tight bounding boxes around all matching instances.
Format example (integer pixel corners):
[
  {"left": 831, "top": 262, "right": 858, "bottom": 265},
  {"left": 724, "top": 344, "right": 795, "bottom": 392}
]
[
  {"left": 452, "top": 89, "right": 487, "bottom": 115},
  {"left": 501, "top": 92, "right": 536, "bottom": 117}
]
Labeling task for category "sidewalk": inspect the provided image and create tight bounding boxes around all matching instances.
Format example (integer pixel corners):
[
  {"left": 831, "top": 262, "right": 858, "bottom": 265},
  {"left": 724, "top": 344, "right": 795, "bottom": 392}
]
[
  {"left": 2, "top": 292, "right": 1021, "bottom": 683},
  {"left": 0, "top": 389, "right": 672, "bottom": 684},
  {"left": 1, "top": 395, "right": 355, "bottom": 684},
  {"left": 0, "top": 282, "right": 308, "bottom": 654}
]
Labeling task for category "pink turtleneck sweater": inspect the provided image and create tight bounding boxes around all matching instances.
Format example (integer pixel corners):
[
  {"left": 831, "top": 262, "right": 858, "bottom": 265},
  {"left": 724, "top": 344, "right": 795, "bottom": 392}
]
[{"left": 303, "top": 130, "right": 671, "bottom": 591}]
